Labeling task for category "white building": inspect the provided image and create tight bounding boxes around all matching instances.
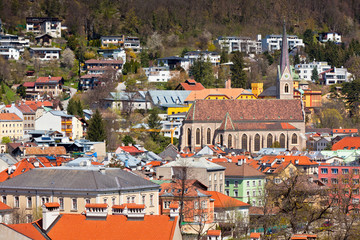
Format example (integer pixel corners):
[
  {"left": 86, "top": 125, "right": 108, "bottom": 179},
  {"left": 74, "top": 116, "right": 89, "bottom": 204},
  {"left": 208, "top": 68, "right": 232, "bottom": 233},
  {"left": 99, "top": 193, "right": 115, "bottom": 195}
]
[
  {"left": 0, "top": 46, "right": 20, "bottom": 60},
  {"left": 183, "top": 51, "right": 221, "bottom": 66},
  {"left": 143, "top": 66, "right": 180, "bottom": 83},
  {"left": 100, "top": 35, "right": 141, "bottom": 52},
  {"left": 35, "top": 111, "right": 83, "bottom": 140},
  {"left": 97, "top": 48, "right": 126, "bottom": 61},
  {"left": 295, "top": 61, "right": 332, "bottom": 81},
  {"left": 29, "top": 47, "right": 61, "bottom": 60},
  {"left": 161, "top": 113, "right": 186, "bottom": 139},
  {"left": 157, "top": 56, "right": 190, "bottom": 71},
  {"left": 262, "top": 34, "right": 304, "bottom": 52},
  {"left": 319, "top": 32, "right": 342, "bottom": 43},
  {"left": 26, "top": 17, "right": 62, "bottom": 38},
  {"left": 321, "top": 67, "right": 353, "bottom": 85},
  {"left": 216, "top": 36, "right": 262, "bottom": 54},
  {"left": 0, "top": 34, "right": 30, "bottom": 49}
]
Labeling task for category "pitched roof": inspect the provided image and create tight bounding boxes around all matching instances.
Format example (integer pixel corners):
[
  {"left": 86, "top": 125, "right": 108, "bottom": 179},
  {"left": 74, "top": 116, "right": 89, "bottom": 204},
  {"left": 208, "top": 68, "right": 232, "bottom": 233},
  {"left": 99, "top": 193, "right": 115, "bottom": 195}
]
[
  {"left": 207, "top": 191, "right": 250, "bottom": 208},
  {"left": 6, "top": 221, "right": 46, "bottom": 240},
  {"left": 160, "top": 180, "right": 211, "bottom": 197},
  {"left": 159, "top": 144, "right": 179, "bottom": 161},
  {"left": 15, "top": 104, "right": 35, "bottom": 114},
  {"left": 185, "top": 99, "right": 304, "bottom": 122},
  {"left": 218, "top": 121, "right": 297, "bottom": 131},
  {"left": 332, "top": 137, "right": 360, "bottom": 150},
  {"left": 216, "top": 162, "right": 265, "bottom": 178},
  {"left": 0, "top": 201, "right": 11, "bottom": 211},
  {"left": 160, "top": 157, "right": 226, "bottom": 171},
  {"left": 24, "top": 146, "right": 66, "bottom": 155},
  {"left": 0, "top": 168, "right": 159, "bottom": 192},
  {"left": 46, "top": 214, "right": 178, "bottom": 240},
  {"left": 0, "top": 113, "right": 21, "bottom": 121},
  {"left": 219, "top": 112, "right": 235, "bottom": 131},
  {"left": 207, "top": 230, "right": 221, "bottom": 236},
  {"left": 119, "top": 146, "right": 144, "bottom": 154},
  {"left": 36, "top": 76, "right": 63, "bottom": 84},
  {"left": 184, "top": 88, "right": 252, "bottom": 102},
  {"left": 177, "top": 79, "right": 205, "bottom": 91},
  {"left": 23, "top": 82, "right": 35, "bottom": 88}
]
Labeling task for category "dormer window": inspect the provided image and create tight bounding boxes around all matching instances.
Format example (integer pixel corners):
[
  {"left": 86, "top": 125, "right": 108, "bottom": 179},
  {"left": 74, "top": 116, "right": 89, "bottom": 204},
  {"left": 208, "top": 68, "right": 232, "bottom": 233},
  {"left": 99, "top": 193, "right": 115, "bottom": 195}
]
[{"left": 285, "top": 83, "right": 289, "bottom": 93}]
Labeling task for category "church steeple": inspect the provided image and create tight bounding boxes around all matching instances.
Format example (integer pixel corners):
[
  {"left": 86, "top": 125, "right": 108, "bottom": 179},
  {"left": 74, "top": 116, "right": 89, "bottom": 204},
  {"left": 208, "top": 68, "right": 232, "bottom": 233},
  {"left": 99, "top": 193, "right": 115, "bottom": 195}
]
[
  {"left": 280, "top": 20, "right": 290, "bottom": 75},
  {"left": 276, "top": 20, "right": 294, "bottom": 99}
]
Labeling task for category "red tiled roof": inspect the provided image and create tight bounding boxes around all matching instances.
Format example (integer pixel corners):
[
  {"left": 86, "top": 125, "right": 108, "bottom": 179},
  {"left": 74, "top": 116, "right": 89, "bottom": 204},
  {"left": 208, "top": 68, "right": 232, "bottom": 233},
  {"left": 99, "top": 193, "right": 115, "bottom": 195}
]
[
  {"left": 333, "top": 128, "right": 358, "bottom": 134},
  {"left": 186, "top": 99, "right": 304, "bottom": 122},
  {"left": 24, "top": 146, "right": 67, "bottom": 155},
  {"left": 46, "top": 214, "right": 178, "bottom": 240},
  {"left": 160, "top": 180, "right": 210, "bottom": 197},
  {"left": 15, "top": 104, "right": 35, "bottom": 114},
  {"left": 178, "top": 79, "right": 205, "bottom": 91},
  {"left": 36, "top": 76, "right": 63, "bottom": 83},
  {"left": 44, "top": 202, "right": 60, "bottom": 208},
  {"left": 23, "top": 82, "right": 35, "bottom": 88},
  {"left": 207, "top": 230, "right": 221, "bottom": 236},
  {"left": 169, "top": 202, "right": 179, "bottom": 209},
  {"left": 85, "top": 203, "right": 107, "bottom": 208},
  {"left": 119, "top": 146, "right": 144, "bottom": 154},
  {"left": 332, "top": 137, "right": 360, "bottom": 150},
  {"left": 0, "top": 113, "right": 21, "bottom": 121},
  {"left": 25, "top": 100, "right": 53, "bottom": 108},
  {"left": 250, "top": 232, "right": 261, "bottom": 238},
  {"left": 91, "top": 162, "right": 104, "bottom": 166},
  {"left": 6, "top": 222, "right": 46, "bottom": 240},
  {"left": 207, "top": 191, "right": 250, "bottom": 208},
  {"left": 180, "top": 153, "right": 195, "bottom": 158},
  {"left": 145, "top": 161, "right": 162, "bottom": 167},
  {"left": 0, "top": 201, "right": 11, "bottom": 210}
]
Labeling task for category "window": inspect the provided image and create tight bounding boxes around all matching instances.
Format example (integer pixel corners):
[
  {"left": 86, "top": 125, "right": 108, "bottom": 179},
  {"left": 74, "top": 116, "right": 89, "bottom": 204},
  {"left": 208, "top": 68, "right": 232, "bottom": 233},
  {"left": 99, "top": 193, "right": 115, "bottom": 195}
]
[
  {"left": 85, "top": 198, "right": 90, "bottom": 205},
  {"left": 201, "top": 200, "right": 206, "bottom": 209},
  {"left": 59, "top": 198, "right": 64, "bottom": 210},
  {"left": 164, "top": 201, "right": 171, "bottom": 209},
  {"left": 241, "top": 134, "right": 247, "bottom": 151},
  {"left": 219, "top": 184, "right": 222, "bottom": 192},
  {"left": 246, "top": 181, "right": 250, "bottom": 187},
  {"left": 291, "top": 133, "right": 297, "bottom": 144},
  {"left": 342, "top": 169, "right": 349, "bottom": 174},
  {"left": 252, "top": 200, "right": 256, "bottom": 206},
  {"left": 228, "top": 134, "right": 232, "bottom": 148},
  {"left": 253, "top": 191, "right": 256, "bottom": 197},
  {"left": 280, "top": 134, "right": 286, "bottom": 148},
  {"left": 214, "top": 174, "right": 217, "bottom": 181},
  {"left": 196, "top": 128, "right": 200, "bottom": 145},
  {"left": 142, "top": 195, "right": 145, "bottom": 205},
  {"left": 234, "top": 190, "right": 238, "bottom": 197},
  {"left": 187, "top": 128, "right": 191, "bottom": 146},
  {"left": 14, "top": 196, "right": 19, "bottom": 208},
  {"left": 234, "top": 181, "right": 238, "bottom": 188},
  {"left": 72, "top": 199, "right": 77, "bottom": 210},
  {"left": 284, "top": 83, "right": 289, "bottom": 93},
  {"left": 354, "top": 169, "right": 359, "bottom": 175},
  {"left": 321, "top": 178, "right": 328, "bottom": 184},
  {"left": 258, "top": 180, "right": 262, "bottom": 186},
  {"left": 103, "top": 198, "right": 107, "bottom": 204},
  {"left": 3, "top": 196, "right": 7, "bottom": 205},
  {"left": 27, "top": 197, "right": 32, "bottom": 208},
  {"left": 150, "top": 195, "right": 154, "bottom": 206},
  {"left": 225, "top": 190, "right": 229, "bottom": 196},
  {"left": 331, "top": 178, "right": 338, "bottom": 184},
  {"left": 254, "top": 134, "right": 261, "bottom": 151},
  {"left": 332, "top": 169, "right": 338, "bottom": 174},
  {"left": 214, "top": 184, "right": 217, "bottom": 191},
  {"left": 41, "top": 197, "right": 49, "bottom": 205},
  {"left": 207, "top": 128, "right": 211, "bottom": 145},
  {"left": 253, "top": 181, "right": 256, "bottom": 187},
  {"left": 225, "top": 180, "right": 229, "bottom": 187},
  {"left": 131, "top": 196, "right": 135, "bottom": 203},
  {"left": 321, "top": 168, "right": 328, "bottom": 174},
  {"left": 275, "top": 178, "right": 281, "bottom": 184},
  {"left": 194, "top": 201, "right": 199, "bottom": 209},
  {"left": 246, "top": 191, "right": 250, "bottom": 196},
  {"left": 220, "top": 173, "right": 223, "bottom": 180},
  {"left": 127, "top": 197, "right": 130, "bottom": 203},
  {"left": 220, "top": 134, "right": 223, "bottom": 146}
]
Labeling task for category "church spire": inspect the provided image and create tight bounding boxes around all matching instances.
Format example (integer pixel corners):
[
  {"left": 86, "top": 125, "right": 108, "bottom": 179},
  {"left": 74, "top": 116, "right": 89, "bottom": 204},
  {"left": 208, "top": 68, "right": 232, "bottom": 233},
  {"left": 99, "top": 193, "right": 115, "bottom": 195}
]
[{"left": 280, "top": 20, "right": 290, "bottom": 74}]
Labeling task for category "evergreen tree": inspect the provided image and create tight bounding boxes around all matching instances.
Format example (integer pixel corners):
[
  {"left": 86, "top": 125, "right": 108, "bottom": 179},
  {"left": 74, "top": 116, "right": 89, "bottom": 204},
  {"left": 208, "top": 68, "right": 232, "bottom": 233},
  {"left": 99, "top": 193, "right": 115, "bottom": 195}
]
[
  {"left": 311, "top": 66, "right": 319, "bottom": 83},
  {"left": 230, "top": 52, "right": 247, "bottom": 88},
  {"left": 76, "top": 99, "right": 84, "bottom": 118},
  {"left": 122, "top": 135, "right": 136, "bottom": 146},
  {"left": 67, "top": 98, "right": 76, "bottom": 115},
  {"left": 147, "top": 108, "right": 161, "bottom": 141},
  {"left": 87, "top": 109, "right": 106, "bottom": 142},
  {"left": 220, "top": 49, "right": 229, "bottom": 64},
  {"left": 189, "top": 57, "right": 215, "bottom": 87},
  {"left": 294, "top": 53, "right": 300, "bottom": 65}
]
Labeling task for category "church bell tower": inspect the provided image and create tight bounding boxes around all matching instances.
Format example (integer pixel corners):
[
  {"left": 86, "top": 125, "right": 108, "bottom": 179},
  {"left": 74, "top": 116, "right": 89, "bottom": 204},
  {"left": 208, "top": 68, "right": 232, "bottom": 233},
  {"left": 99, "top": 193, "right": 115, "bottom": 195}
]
[{"left": 276, "top": 21, "right": 294, "bottom": 99}]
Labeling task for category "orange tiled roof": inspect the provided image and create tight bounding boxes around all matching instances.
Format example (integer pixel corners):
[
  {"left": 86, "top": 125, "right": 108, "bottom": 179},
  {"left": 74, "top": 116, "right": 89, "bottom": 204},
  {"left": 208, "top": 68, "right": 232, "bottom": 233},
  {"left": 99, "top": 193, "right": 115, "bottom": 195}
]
[
  {"left": 0, "top": 113, "right": 21, "bottom": 121},
  {"left": 332, "top": 136, "right": 360, "bottom": 150},
  {"left": 25, "top": 100, "right": 53, "bottom": 108},
  {"left": 36, "top": 76, "right": 63, "bottom": 83},
  {"left": 85, "top": 203, "right": 107, "bottom": 208},
  {"left": 207, "top": 191, "right": 250, "bottom": 208},
  {"left": 119, "top": 146, "right": 144, "bottom": 154},
  {"left": 185, "top": 88, "right": 250, "bottom": 102},
  {"left": 115, "top": 203, "right": 145, "bottom": 209},
  {"left": 179, "top": 79, "right": 205, "bottom": 91},
  {"left": 160, "top": 180, "right": 210, "bottom": 197},
  {"left": 333, "top": 128, "right": 358, "bottom": 134},
  {"left": 207, "top": 230, "right": 221, "bottom": 236},
  {"left": 112, "top": 205, "right": 126, "bottom": 209},
  {"left": 46, "top": 214, "right": 178, "bottom": 240},
  {"left": 44, "top": 202, "right": 60, "bottom": 208},
  {"left": 24, "top": 146, "right": 66, "bottom": 155},
  {"left": 250, "top": 232, "right": 261, "bottom": 238},
  {"left": 180, "top": 153, "right": 195, "bottom": 158},
  {"left": 0, "top": 201, "right": 11, "bottom": 210},
  {"left": 7, "top": 221, "right": 46, "bottom": 240}
]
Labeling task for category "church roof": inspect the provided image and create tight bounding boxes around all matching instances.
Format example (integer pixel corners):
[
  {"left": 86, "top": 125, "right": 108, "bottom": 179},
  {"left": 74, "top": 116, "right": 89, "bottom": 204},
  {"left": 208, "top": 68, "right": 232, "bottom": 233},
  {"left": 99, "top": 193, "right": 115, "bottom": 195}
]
[
  {"left": 218, "top": 122, "right": 297, "bottom": 131},
  {"left": 258, "top": 86, "right": 277, "bottom": 97},
  {"left": 185, "top": 99, "right": 304, "bottom": 122},
  {"left": 219, "top": 113, "right": 235, "bottom": 130}
]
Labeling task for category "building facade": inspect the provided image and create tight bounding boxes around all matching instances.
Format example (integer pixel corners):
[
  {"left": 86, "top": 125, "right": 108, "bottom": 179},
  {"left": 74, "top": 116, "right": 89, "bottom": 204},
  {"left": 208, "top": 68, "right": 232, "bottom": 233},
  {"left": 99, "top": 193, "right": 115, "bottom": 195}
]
[
  {"left": 26, "top": 17, "right": 62, "bottom": 38},
  {"left": 262, "top": 34, "right": 304, "bottom": 52},
  {"left": 216, "top": 36, "right": 262, "bottom": 54},
  {"left": 0, "top": 113, "right": 23, "bottom": 141}
]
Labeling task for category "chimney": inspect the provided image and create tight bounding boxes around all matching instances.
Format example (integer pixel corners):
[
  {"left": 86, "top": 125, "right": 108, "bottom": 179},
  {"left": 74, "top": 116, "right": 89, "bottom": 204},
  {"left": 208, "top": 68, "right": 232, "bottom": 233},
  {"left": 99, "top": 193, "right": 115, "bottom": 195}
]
[
  {"left": 48, "top": 75, "right": 51, "bottom": 79},
  {"left": 99, "top": 167, "right": 106, "bottom": 175},
  {"left": 169, "top": 202, "right": 179, "bottom": 220},
  {"left": 42, "top": 202, "right": 60, "bottom": 230},
  {"left": 237, "top": 159, "right": 243, "bottom": 166},
  {"left": 85, "top": 203, "right": 108, "bottom": 220},
  {"left": 225, "top": 79, "right": 231, "bottom": 89}
]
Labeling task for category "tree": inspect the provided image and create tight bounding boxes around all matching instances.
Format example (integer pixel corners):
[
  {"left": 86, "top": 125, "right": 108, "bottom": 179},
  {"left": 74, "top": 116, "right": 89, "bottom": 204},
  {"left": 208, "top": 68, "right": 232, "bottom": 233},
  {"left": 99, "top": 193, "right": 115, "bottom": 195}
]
[
  {"left": 16, "top": 85, "right": 26, "bottom": 98},
  {"left": 67, "top": 98, "right": 76, "bottom": 115},
  {"left": 87, "top": 109, "right": 106, "bottom": 142},
  {"left": 147, "top": 32, "right": 164, "bottom": 59},
  {"left": 311, "top": 66, "right": 319, "bottom": 83},
  {"left": 341, "top": 80, "right": 360, "bottom": 117},
  {"left": 319, "top": 108, "right": 343, "bottom": 128},
  {"left": 61, "top": 48, "right": 75, "bottom": 69},
  {"left": 122, "top": 135, "right": 136, "bottom": 146},
  {"left": 230, "top": 52, "right": 248, "bottom": 88},
  {"left": 189, "top": 57, "right": 215, "bottom": 88},
  {"left": 147, "top": 108, "right": 162, "bottom": 141},
  {"left": 1, "top": 136, "right": 11, "bottom": 144},
  {"left": 220, "top": 49, "right": 229, "bottom": 64}
]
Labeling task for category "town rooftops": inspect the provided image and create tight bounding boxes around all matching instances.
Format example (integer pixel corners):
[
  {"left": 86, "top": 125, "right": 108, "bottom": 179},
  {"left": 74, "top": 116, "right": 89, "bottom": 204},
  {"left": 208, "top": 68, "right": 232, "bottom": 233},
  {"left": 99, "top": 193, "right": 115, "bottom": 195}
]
[
  {"left": 50, "top": 110, "right": 73, "bottom": 118},
  {"left": 0, "top": 113, "right": 22, "bottom": 121},
  {"left": 5, "top": 221, "right": 47, "bottom": 240},
  {"left": 185, "top": 99, "right": 304, "bottom": 122},
  {"left": 332, "top": 128, "right": 358, "bottom": 134},
  {"left": 332, "top": 137, "right": 360, "bottom": 150},
  {"left": 24, "top": 146, "right": 67, "bottom": 155},
  {"left": 0, "top": 201, "right": 11, "bottom": 211},
  {"left": 159, "top": 157, "right": 226, "bottom": 171},
  {"left": 216, "top": 162, "right": 265, "bottom": 178},
  {"left": 15, "top": 104, "right": 35, "bottom": 114},
  {"left": 0, "top": 167, "right": 160, "bottom": 192}
]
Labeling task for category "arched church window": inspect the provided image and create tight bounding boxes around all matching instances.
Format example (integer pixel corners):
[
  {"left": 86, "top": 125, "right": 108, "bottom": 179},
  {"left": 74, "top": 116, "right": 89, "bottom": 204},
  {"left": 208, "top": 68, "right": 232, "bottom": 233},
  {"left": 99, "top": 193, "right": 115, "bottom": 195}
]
[
  {"left": 207, "top": 128, "right": 211, "bottom": 145},
  {"left": 241, "top": 134, "right": 247, "bottom": 151},
  {"left": 228, "top": 134, "right": 232, "bottom": 148},
  {"left": 267, "top": 134, "right": 273, "bottom": 148},
  {"left": 280, "top": 133, "right": 286, "bottom": 148},
  {"left": 187, "top": 128, "right": 191, "bottom": 146},
  {"left": 254, "top": 134, "right": 261, "bottom": 151},
  {"left": 196, "top": 128, "right": 200, "bottom": 145},
  {"left": 220, "top": 134, "right": 223, "bottom": 146},
  {"left": 291, "top": 133, "right": 298, "bottom": 144},
  {"left": 285, "top": 83, "right": 289, "bottom": 93}
]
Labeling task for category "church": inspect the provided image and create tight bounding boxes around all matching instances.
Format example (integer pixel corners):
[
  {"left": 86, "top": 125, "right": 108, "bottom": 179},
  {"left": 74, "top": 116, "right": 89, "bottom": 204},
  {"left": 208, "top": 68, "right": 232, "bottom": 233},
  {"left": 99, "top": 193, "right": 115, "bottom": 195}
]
[{"left": 179, "top": 23, "right": 306, "bottom": 153}]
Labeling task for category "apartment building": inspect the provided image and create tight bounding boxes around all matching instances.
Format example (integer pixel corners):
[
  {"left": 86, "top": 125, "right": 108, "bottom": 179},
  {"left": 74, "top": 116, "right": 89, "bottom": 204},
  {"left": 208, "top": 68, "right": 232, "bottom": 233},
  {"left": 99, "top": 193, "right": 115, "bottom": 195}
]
[
  {"left": 100, "top": 35, "right": 141, "bottom": 52},
  {"left": 26, "top": 17, "right": 62, "bottom": 38},
  {"left": 183, "top": 51, "right": 221, "bottom": 66},
  {"left": 295, "top": 61, "right": 332, "bottom": 81},
  {"left": 321, "top": 67, "right": 353, "bottom": 85},
  {"left": 217, "top": 36, "right": 262, "bottom": 54},
  {"left": 262, "top": 34, "right": 304, "bottom": 52},
  {"left": 143, "top": 66, "right": 180, "bottom": 83},
  {"left": 0, "top": 113, "right": 23, "bottom": 140},
  {"left": 319, "top": 32, "right": 342, "bottom": 43},
  {"left": 29, "top": 47, "right": 61, "bottom": 60}
]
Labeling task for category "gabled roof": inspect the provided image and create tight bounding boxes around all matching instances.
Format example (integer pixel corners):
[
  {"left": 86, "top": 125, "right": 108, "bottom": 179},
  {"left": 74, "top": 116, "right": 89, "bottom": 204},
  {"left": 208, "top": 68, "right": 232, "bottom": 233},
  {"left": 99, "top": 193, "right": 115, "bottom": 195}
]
[
  {"left": 16, "top": 104, "right": 35, "bottom": 114},
  {"left": 216, "top": 162, "right": 265, "bottom": 178},
  {"left": 219, "top": 113, "right": 235, "bottom": 131},
  {"left": 0, "top": 113, "right": 21, "bottom": 121},
  {"left": 24, "top": 146, "right": 66, "bottom": 155},
  {"left": 0, "top": 201, "right": 11, "bottom": 211},
  {"left": 46, "top": 214, "right": 178, "bottom": 240},
  {"left": 176, "top": 79, "right": 205, "bottom": 91},
  {"left": 118, "top": 146, "right": 144, "bottom": 154},
  {"left": 23, "top": 82, "right": 35, "bottom": 88},
  {"left": 5, "top": 221, "right": 46, "bottom": 240},
  {"left": 207, "top": 191, "right": 250, "bottom": 208},
  {"left": 185, "top": 99, "right": 304, "bottom": 122},
  {"left": 159, "top": 144, "right": 179, "bottom": 161},
  {"left": 36, "top": 76, "right": 63, "bottom": 84},
  {"left": 160, "top": 180, "right": 210, "bottom": 197}
]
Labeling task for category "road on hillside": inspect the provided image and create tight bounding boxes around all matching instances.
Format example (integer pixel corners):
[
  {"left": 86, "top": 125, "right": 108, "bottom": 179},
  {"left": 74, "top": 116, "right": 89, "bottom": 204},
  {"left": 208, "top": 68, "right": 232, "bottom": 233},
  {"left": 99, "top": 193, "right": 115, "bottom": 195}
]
[{"left": 61, "top": 87, "right": 77, "bottom": 110}]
